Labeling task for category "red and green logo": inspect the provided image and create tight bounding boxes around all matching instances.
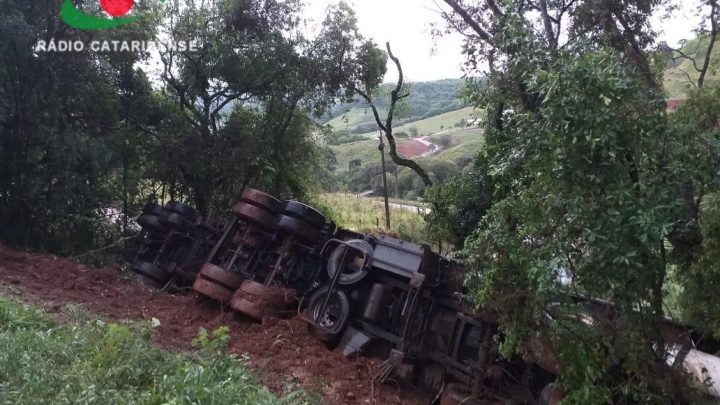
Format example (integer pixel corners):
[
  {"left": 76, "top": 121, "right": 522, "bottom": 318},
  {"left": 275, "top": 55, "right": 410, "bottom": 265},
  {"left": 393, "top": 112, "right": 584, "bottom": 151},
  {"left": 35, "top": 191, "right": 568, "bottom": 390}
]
[{"left": 60, "top": 0, "right": 137, "bottom": 30}]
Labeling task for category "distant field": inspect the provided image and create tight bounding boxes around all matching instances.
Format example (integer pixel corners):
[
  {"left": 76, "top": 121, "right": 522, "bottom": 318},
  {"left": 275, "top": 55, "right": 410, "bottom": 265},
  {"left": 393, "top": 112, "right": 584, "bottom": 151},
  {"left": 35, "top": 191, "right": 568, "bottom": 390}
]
[
  {"left": 332, "top": 127, "right": 485, "bottom": 175},
  {"left": 325, "top": 107, "right": 387, "bottom": 132},
  {"left": 322, "top": 193, "right": 429, "bottom": 244},
  {"left": 354, "top": 107, "right": 479, "bottom": 138},
  {"left": 331, "top": 137, "right": 382, "bottom": 172},
  {"left": 663, "top": 37, "right": 720, "bottom": 99},
  {"left": 424, "top": 128, "right": 485, "bottom": 164}
]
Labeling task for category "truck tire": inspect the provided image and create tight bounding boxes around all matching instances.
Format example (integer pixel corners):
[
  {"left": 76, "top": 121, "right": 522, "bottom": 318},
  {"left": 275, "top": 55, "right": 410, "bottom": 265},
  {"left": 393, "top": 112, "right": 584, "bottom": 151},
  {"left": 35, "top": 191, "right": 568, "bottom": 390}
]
[
  {"left": 282, "top": 201, "right": 326, "bottom": 229},
  {"left": 165, "top": 201, "right": 198, "bottom": 223},
  {"left": 307, "top": 287, "right": 350, "bottom": 341},
  {"left": 275, "top": 215, "right": 319, "bottom": 244},
  {"left": 137, "top": 274, "right": 165, "bottom": 289},
  {"left": 131, "top": 260, "right": 170, "bottom": 285},
  {"left": 159, "top": 212, "right": 194, "bottom": 233},
  {"left": 199, "top": 263, "right": 244, "bottom": 290},
  {"left": 142, "top": 202, "right": 164, "bottom": 216},
  {"left": 240, "top": 189, "right": 282, "bottom": 214},
  {"left": 136, "top": 214, "right": 168, "bottom": 235},
  {"left": 239, "top": 280, "right": 296, "bottom": 306},
  {"left": 326, "top": 239, "right": 373, "bottom": 286},
  {"left": 232, "top": 202, "right": 275, "bottom": 229},
  {"left": 230, "top": 295, "right": 282, "bottom": 321},
  {"left": 192, "top": 278, "right": 234, "bottom": 303}
]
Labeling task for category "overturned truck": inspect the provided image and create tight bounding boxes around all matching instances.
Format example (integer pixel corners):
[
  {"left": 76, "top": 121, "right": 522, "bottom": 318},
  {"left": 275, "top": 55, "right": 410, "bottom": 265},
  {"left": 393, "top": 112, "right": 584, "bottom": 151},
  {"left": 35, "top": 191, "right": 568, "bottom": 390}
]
[{"left": 125, "top": 189, "right": 720, "bottom": 404}]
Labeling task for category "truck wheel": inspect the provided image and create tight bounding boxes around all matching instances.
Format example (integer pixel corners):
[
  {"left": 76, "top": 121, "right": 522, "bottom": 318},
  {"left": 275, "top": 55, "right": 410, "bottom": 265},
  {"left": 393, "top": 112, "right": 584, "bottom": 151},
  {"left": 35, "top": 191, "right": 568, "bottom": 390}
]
[
  {"left": 232, "top": 202, "right": 275, "bottom": 229},
  {"left": 199, "top": 264, "right": 244, "bottom": 290},
  {"left": 240, "top": 188, "right": 283, "bottom": 214},
  {"left": 230, "top": 290, "right": 283, "bottom": 321},
  {"left": 307, "top": 287, "right": 350, "bottom": 340},
  {"left": 230, "top": 296, "right": 264, "bottom": 320},
  {"left": 137, "top": 274, "right": 165, "bottom": 289},
  {"left": 131, "top": 260, "right": 170, "bottom": 285},
  {"left": 142, "top": 202, "right": 164, "bottom": 216},
  {"left": 239, "top": 280, "right": 296, "bottom": 306},
  {"left": 282, "top": 201, "right": 326, "bottom": 229},
  {"left": 165, "top": 201, "right": 198, "bottom": 223},
  {"left": 136, "top": 214, "right": 168, "bottom": 235},
  {"left": 159, "top": 212, "right": 194, "bottom": 233},
  {"left": 275, "top": 215, "right": 319, "bottom": 244},
  {"left": 192, "top": 278, "right": 234, "bottom": 303},
  {"left": 326, "top": 239, "right": 373, "bottom": 286}
]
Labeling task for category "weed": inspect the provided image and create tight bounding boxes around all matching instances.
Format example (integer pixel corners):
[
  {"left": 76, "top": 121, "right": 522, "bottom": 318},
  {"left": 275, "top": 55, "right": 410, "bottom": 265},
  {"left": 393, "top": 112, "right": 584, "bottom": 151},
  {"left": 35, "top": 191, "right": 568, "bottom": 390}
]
[{"left": 0, "top": 295, "right": 306, "bottom": 404}]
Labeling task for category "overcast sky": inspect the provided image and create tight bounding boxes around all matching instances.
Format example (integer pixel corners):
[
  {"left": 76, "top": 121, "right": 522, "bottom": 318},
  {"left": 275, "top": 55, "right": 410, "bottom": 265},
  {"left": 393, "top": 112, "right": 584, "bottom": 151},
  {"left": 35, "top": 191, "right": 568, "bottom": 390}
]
[{"left": 304, "top": 0, "right": 705, "bottom": 83}]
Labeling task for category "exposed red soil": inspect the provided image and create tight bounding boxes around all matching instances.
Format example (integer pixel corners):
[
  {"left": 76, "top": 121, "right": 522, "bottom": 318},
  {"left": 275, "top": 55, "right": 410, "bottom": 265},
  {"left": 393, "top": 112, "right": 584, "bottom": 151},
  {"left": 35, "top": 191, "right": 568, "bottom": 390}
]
[
  {"left": 397, "top": 139, "right": 430, "bottom": 158},
  {"left": 666, "top": 99, "right": 686, "bottom": 113},
  {"left": 0, "top": 243, "right": 427, "bottom": 405}
]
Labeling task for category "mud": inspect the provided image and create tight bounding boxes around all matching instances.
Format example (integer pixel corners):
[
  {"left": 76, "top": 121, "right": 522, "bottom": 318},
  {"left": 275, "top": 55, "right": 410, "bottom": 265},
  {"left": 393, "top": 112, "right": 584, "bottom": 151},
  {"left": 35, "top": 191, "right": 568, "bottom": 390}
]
[{"left": 0, "top": 243, "right": 426, "bottom": 404}]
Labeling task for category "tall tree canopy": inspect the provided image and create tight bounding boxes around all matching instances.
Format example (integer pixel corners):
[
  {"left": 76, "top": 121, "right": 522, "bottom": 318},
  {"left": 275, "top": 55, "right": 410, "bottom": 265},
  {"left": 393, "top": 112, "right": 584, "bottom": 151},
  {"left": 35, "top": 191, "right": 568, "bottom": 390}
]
[{"left": 429, "top": 0, "right": 720, "bottom": 402}]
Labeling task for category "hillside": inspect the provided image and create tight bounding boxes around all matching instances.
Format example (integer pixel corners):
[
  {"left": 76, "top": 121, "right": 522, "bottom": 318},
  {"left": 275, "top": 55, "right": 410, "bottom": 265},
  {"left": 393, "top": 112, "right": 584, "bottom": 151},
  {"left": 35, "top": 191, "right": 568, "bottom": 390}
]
[
  {"left": 663, "top": 36, "right": 720, "bottom": 99},
  {"left": 325, "top": 36, "right": 719, "bottom": 198},
  {"left": 324, "top": 79, "right": 471, "bottom": 140}
]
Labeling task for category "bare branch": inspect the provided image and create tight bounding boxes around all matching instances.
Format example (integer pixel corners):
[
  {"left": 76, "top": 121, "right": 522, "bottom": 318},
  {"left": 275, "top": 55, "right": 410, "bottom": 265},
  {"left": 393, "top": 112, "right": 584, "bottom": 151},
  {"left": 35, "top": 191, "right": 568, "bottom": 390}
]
[
  {"left": 442, "top": 0, "right": 492, "bottom": 42},
  {"left": 699, "top": 0, "right": 719, "bottom": 88},
  {"left": 382, "top": 43, "right": 433, "bottom": 187},
  {"left": 538, "top": 0, "right": 558, "bottom": 48},
  {"left": 671, "top": 47, "right": 703, "bottom": 73}
]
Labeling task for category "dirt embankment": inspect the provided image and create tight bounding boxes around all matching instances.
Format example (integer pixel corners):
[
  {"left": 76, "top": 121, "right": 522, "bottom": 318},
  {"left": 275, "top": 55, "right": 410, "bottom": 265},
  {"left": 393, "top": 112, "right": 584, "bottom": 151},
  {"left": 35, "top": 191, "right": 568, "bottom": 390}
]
[{"left": 0, "top": 244, "right": 427, "bottom": 405}]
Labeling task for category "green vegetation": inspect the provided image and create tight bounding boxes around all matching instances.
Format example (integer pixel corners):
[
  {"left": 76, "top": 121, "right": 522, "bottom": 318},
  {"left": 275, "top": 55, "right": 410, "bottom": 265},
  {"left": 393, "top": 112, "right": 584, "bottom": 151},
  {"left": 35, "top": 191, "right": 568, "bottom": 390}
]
[
  {"left": 322, "top": 193, "right": 429, "bottom": 245},
  {"left": 431, "top": 0, "right": 720, "bottom": 402},
  {"left": 323, "top": 78, "right": 470, "bottom": 135},
  {"left": 354, "top": 107, "right": 479, "bottom": 138},
  {"left": 330, "top": 127, "right": 484, "bottom": 198},
  {"left": 0, "top": 295, "right": 297, "bottom": 404},
  {"left": 324, "top": 107, "right": 388, "bottom": 133},
  {"left": 663, "top": 36, "right": 720, "bottom": 99},
  {"left": 424, "top": 128, "right": 485, "bottom": 165},
  {"left": 0, "top": 0, "right": 385, "bottom": 254},
  {"left": 332, "top": 127, "right": 483, "bottom": 174}
]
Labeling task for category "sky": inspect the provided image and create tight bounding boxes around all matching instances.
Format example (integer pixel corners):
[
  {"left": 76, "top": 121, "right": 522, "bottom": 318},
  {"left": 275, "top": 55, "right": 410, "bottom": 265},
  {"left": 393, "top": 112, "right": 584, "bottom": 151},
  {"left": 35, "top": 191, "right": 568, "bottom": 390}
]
[
  {"left": 304, "top": 0, "right": 467, "bottom": 82},
  {"left": 304, "top": 0, "right": 705, "bottom": 83}
]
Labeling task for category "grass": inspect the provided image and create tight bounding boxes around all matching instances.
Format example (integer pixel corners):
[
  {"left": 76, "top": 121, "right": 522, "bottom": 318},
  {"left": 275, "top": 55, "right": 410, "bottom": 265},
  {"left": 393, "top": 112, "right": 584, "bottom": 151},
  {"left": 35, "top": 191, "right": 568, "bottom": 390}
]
[
  {"left": 324, "top": 107, "right": 387, "bottom": 132},
  {"left": 423, "top": 128, "right": 485, "bottom": 164},
  {"left": 663, "top": 37, "right": 720, "bottom": 99},
  {"left": 354, "top": 107, "right": 479, "bottom": 138},
  {"left": 332, "top": 127, "right": 485, "bottom": 175},
  {"left": 322, "top": 193, "right": 431, "bottom": 245},
  {"left": 326, "top": 106, "right": 479, "bottom": 139},
  {"left": 0, "top": 295, "right": 304, "bottom": 405}
]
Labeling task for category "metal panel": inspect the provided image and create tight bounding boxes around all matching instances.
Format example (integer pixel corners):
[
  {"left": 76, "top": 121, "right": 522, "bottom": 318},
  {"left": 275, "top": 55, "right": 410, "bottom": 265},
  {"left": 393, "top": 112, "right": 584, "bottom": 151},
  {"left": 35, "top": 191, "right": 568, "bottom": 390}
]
[{"left": 371, "top": 236, "right": 425, "bottom": 277}]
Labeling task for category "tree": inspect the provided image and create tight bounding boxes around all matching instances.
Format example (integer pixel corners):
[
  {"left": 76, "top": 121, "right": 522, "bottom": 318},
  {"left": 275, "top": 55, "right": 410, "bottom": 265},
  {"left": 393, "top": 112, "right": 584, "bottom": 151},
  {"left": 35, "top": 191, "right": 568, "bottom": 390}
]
[
  {"left": 345, "top": 42, "right": 433, "bottom": 187},
  {"left": 0, "top": 0, "right": 158, "bottom": 253},
  {"left": 667, "top": 0, "right": 720, "bottom": 88},
  {"left": 667, "top": 85, "right": 720, "bottom": 338},
  {"left": 433, "top": 0, "right": 716, "bottom": 401},
  {"left": 318, "top": 4, "right": 433, "bottom": 187},
  {"left": 158, "top": 0, "right": 383, "bottom": 214}
]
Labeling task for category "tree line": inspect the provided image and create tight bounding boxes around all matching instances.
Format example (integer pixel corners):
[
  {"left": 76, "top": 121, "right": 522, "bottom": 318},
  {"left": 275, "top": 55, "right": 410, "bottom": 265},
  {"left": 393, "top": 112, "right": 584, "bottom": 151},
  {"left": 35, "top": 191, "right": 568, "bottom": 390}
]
[{"left": 0, "top": 0, "right": 386, "bottom": 255}]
